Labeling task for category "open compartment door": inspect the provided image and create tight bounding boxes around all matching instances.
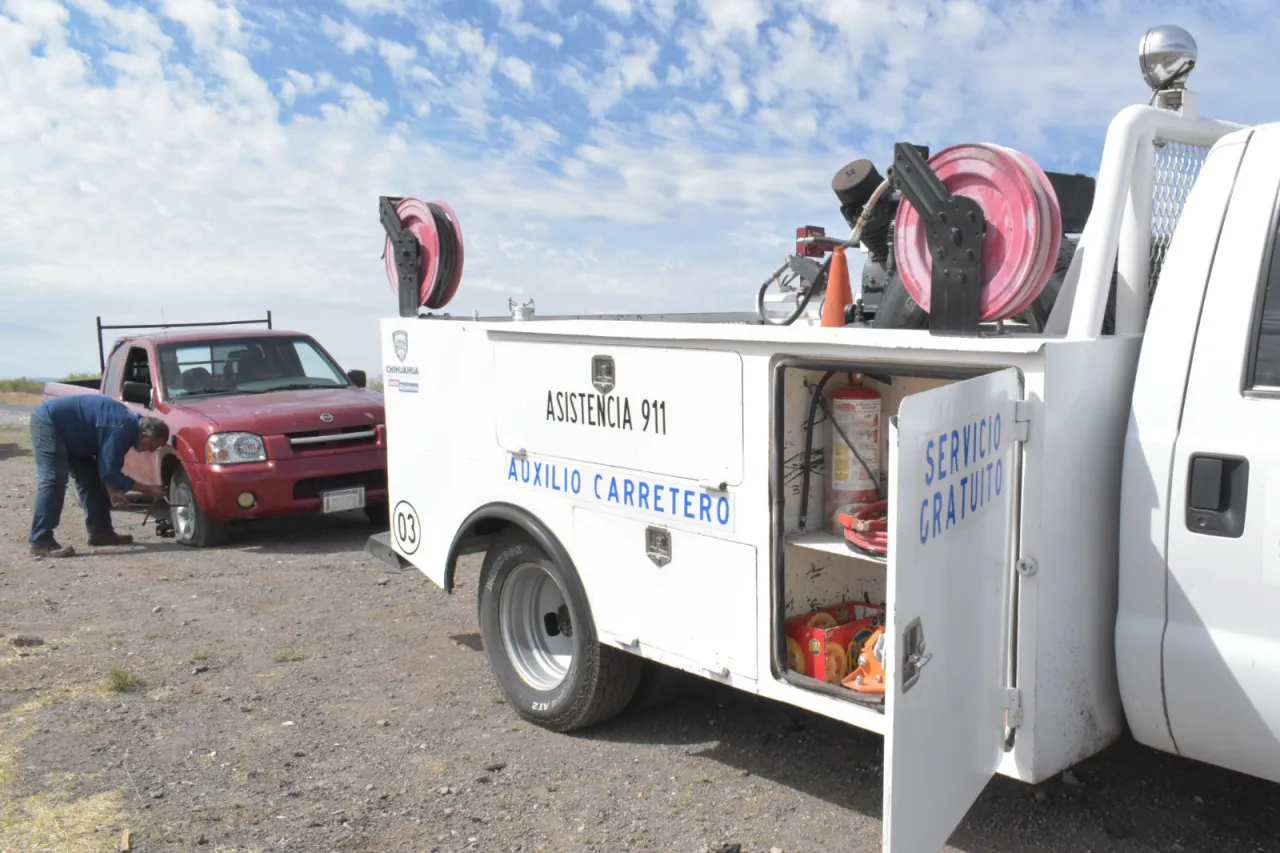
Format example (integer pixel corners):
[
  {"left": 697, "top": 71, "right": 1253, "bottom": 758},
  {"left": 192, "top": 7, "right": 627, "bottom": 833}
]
[{"left": 884, "top": 367, "right": 1022, "bottom": 853}]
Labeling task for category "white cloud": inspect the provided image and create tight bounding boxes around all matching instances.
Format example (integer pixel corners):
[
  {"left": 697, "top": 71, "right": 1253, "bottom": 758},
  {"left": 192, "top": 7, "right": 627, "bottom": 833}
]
[
  {"left": 7, "top": 0, "right": 68, "bottom": 38},
  {"left": 695, "top": 0, "right": 769, "bottom": 45},
  {"left": 376, "top": 38, "right": 416, "bottom": 73},
  {"left": 559, "top": 34, "right": 660, "bottom": 115},
  {"left": 594, "top": 0, "right": 633, "bottom": 18},
  {"left": 499, "top": 115, "right": 561, "bottom": 159},
  {"left": 498, "top": 55, "right": 534, "bottom": 89},
  {"left": 320, "top": 15, "right": 372, "bottom": 54},
  {"left": 484, "top": 0, "right": 564, "bottom": 47},
  {"left": 338, "top": 0, "right": 408, "bottom": 15},
  {"left": 156, "top": 0, "right": 247, "bottom": 52}
]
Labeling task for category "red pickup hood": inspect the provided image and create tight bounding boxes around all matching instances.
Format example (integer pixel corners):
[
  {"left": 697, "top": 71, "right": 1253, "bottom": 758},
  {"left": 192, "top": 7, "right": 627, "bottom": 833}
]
[{"left": 173, "top": 388, "right": 385, "bottom": 436}]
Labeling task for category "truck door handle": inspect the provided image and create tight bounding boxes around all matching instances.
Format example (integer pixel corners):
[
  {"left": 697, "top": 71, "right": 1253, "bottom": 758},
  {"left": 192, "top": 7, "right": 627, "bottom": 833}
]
[{"left": 1186, "top": 453, "right": 1249, "bottom": 538}]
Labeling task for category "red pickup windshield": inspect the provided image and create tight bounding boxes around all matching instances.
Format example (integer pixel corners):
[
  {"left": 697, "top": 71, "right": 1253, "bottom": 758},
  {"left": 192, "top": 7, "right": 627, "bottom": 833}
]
[{"left": 156, "top": 336, "right": 350, "bottom": 400}]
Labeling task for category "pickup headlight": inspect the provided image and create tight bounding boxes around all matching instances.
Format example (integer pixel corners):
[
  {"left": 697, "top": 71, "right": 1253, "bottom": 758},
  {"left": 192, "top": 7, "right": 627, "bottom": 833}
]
[{"left": 206, "top": 432, "right": 267, "bottom": 465}]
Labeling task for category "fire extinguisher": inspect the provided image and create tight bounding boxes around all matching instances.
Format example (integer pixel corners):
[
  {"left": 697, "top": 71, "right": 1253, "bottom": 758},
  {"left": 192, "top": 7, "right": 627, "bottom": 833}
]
[{"left": 826, "top": 381, "right": 882, "bottom": 536}]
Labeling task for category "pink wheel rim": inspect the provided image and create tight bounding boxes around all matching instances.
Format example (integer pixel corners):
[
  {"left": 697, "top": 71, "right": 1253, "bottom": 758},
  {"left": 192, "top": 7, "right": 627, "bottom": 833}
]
[
  {"left": 894, "top": 144, "right": 1044, "bottom": 321},
  {"left": 1002, "top": 148, "right": 1063, "bottom": 320},
  {"left": 384, "top": 197, "right": 443, "bottom": 309}
]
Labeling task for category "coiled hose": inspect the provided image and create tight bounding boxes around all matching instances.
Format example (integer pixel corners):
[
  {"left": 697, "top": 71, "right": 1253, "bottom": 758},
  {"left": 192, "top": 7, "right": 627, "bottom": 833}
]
[{"left": 382, "top": 197, "right": 466, "bottom": 311}]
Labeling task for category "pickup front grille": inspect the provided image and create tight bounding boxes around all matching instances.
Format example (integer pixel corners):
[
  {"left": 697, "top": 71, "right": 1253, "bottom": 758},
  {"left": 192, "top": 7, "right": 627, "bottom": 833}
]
[
  {"left": 286, "top": 425, "right": 380, "bottom": 452},
  {"left": 293, "top": 470, "right": 388, "bottom": 501}
]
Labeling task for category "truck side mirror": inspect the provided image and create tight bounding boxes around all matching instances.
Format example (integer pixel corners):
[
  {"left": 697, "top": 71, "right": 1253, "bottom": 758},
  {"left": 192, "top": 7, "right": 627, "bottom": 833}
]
[
  {"left": 348, "top": 370, "right": 367, "bottom": 389},
  {"left": 121, "top": 381, "right": 153, "bottom": 408}
]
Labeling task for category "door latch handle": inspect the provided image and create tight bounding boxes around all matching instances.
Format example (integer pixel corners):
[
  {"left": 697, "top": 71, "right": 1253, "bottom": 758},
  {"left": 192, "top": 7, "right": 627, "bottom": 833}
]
[
  {"left": 901, "top": 617, "right": 928, "bottom": 694},
  {"left": 645, "top": 525, "right": 671, "bottom": 567},
  {"left": 1186, "top": 453, "right": 1249, "bottom": 538},
  {"left": 907, "top": 651, "right": 932, "bottom": 669}
]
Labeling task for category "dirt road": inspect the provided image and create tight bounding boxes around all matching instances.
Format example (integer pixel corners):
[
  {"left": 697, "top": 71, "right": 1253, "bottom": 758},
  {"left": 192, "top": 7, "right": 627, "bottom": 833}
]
[{"left": 2, "top": 425, "right": 1279, "bottom": 853}]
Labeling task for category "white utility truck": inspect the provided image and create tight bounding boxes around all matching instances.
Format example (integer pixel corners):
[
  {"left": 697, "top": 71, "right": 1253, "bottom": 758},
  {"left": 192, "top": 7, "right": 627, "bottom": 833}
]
[{"left": 366, "top": 26, "right": 1280, "bottom": 852}]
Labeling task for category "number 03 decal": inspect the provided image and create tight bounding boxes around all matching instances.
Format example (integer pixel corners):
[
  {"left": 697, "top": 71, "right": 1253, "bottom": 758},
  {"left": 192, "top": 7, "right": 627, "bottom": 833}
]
[{"left": 392, "top": 500, "right": 421, "bottom": 556}]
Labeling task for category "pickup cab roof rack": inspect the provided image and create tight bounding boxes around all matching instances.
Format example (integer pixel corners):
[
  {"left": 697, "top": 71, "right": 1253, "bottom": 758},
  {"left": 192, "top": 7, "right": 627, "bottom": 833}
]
[{"left": 95, "top": 312, "right": 274, "bottom": 373}]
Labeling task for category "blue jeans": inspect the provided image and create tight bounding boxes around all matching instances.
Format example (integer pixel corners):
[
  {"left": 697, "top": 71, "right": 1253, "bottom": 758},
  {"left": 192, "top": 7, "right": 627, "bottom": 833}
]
[{"left": 28, "top": 412, "right": 116, "bottom": 545}]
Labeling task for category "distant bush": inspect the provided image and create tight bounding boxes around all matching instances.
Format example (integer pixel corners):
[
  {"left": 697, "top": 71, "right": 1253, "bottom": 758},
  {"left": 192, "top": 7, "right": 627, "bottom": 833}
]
[
  {"left": 369, "top": 377, "right": 384, "bottom": 393},
  {"left": 0, "top": 372, "right": 100, "bottom": 394},
  {"left": 0, "top": 378, "right": 43, "bottom": 394}
]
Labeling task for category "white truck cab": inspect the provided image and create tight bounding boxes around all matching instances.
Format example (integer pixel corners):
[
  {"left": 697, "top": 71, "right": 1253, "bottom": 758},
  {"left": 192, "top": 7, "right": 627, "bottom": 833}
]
[{"left": 366, "top": 25, "right": 1280, "bottom": 852}]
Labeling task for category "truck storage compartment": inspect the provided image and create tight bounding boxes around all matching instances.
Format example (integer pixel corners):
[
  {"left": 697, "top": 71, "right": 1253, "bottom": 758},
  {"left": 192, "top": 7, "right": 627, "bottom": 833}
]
[
  {"left": 572, "top": 506, "right": 759, "bottom": 681},
  {"left": 492, "top": 339, "right": 744, "bottom": 488},
  {"left": 769, "top": 358, "right": 1026, "bottom": 852},
  {"left": 770, "top": 359, "right": 1023, "bottom": 720}
]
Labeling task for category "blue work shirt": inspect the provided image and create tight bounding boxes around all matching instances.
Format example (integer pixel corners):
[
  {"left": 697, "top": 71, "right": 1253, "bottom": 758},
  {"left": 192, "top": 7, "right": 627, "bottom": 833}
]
[{"left": 35, "top": 395, "right": 141, "bottom": 492}]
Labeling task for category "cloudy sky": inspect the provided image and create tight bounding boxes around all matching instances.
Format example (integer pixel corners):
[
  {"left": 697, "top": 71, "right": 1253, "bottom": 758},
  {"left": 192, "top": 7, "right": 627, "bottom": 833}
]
[{"left": 1, "top": 0, "right": 1273, "bottom": 379}]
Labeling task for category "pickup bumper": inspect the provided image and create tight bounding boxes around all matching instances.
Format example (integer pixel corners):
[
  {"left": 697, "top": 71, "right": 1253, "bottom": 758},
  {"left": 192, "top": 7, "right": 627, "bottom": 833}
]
[{"left": 185, "top": 445, "right": 388, "bottom": 522}]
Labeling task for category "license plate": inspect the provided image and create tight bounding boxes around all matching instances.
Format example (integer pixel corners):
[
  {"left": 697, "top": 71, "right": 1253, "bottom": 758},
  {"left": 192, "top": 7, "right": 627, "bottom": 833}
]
[{"left": 322, "top": 486, "right": 366, "bottom": 513}]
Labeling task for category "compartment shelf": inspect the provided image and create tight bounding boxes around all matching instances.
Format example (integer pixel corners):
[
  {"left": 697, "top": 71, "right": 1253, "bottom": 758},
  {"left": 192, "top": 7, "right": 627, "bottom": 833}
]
[{"left": 786, "top": 530, "right": 887, "bottom": 565}]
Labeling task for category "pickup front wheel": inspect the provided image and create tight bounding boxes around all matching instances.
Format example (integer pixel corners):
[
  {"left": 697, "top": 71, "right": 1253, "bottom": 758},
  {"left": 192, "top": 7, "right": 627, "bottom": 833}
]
[{"left": 169, "top": 466, "right": 228, "bottom": 548}]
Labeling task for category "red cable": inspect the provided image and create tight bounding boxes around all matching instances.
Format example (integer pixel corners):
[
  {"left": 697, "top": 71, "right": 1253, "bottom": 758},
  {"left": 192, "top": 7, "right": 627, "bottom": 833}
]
[{"left": 837, "top": 500, "right": 888, "bottom": 555}]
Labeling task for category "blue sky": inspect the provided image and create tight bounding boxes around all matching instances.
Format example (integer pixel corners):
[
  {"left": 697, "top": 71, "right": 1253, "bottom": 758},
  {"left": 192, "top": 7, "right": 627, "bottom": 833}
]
[{"left": 1, "top": 0, "right": 1275, "bottom": 379}]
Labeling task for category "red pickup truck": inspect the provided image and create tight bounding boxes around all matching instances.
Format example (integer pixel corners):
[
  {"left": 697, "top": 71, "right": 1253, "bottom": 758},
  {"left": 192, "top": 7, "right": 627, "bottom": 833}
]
[{"left": 44, "top": 324, "right": 388, "bottom": 547}]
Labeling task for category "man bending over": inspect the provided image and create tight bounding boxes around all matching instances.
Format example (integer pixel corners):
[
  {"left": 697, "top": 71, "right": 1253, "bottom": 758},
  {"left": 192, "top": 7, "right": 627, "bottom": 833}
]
[{"left": 28, "top": 394, "right": 169, "bottom": 557}]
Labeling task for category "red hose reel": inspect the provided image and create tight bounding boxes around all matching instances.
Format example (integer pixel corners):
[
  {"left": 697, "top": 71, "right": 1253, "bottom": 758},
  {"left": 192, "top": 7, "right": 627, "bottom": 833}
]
[
  {"left": 381, "top": 196, "right": 465, "bottom": 312},
  {"left": 893, "top": 143, "right": 1063, "bottom": 323}
]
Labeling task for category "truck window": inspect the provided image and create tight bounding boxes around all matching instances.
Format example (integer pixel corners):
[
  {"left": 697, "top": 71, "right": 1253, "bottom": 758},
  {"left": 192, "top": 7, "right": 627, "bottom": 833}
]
[
  {"left": 102, "top": 345, "right": 128, "bottom": 398},
  {"left": 1246, "top": 199, "right": 1280, "bottom": 390},
  {"left": 157, "top": 336, "right": 348, "bottom": 399},
  {"left": 122, "top": 347, "right": 152, "bottom": 391},
  {"left": 291, "top": 340, "right": 345, "bottom": 381}
]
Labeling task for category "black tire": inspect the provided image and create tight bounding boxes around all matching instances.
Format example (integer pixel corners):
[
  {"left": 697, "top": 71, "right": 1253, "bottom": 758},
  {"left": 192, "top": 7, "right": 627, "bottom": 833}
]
[
  {"left": 477, "top": 529, "right": 643, "bottom": 732},
  {"left": 364, "top": 499, "right": 389, "bottom": 529},
  {"left": 168, "top": 465, "right": 228, "bottom": 548}
]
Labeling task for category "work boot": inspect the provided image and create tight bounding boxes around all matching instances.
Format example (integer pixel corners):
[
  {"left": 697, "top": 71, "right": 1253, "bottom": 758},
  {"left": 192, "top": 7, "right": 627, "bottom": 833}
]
[
  {"left": 88, "top": 532, "right": 135, "bottom": 547},
  {"left": 30, "top": 540, "right": 75, "bottom": 558}
]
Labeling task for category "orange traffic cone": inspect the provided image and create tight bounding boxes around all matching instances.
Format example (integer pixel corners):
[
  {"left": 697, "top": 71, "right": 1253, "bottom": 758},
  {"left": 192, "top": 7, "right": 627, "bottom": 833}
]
[{"left": 821, "top": 247, "right": 852, "bottom": 327}]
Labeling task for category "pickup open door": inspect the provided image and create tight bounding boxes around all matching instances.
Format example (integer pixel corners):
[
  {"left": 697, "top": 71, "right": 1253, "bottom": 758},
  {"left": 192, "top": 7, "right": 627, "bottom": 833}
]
[{"left": 884, "top": 367, "right": 1022, "bottom": 852}]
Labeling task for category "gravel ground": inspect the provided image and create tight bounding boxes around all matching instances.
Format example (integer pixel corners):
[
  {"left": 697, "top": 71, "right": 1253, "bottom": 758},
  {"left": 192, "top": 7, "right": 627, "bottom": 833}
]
[
  {"left": 0, "top": 403, "right": 32, "bottom": 430},
  {"left": 3, "top": 424, "right": 1280, "bottom": 853}
]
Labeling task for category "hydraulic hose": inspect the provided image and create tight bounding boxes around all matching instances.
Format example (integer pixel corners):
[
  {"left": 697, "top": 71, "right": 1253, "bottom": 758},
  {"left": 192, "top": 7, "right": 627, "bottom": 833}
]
[
  {"left": 757, "top": 256, "right": 830, "bottom": 326},
  {"left": 849, "top": 178, "right": 894, "bottom": 247},
  {"left": 797, "top": 370, "right": 838, "bottom": 531}
]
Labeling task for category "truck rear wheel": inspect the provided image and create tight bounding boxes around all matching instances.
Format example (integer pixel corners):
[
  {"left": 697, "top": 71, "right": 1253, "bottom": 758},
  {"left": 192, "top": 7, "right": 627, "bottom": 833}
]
[
  {"left": 169, "top": 466, "right": 228, "bottom": 548},
  {"left": 477, "top": 529, "right": 642, "bottom": 731}
]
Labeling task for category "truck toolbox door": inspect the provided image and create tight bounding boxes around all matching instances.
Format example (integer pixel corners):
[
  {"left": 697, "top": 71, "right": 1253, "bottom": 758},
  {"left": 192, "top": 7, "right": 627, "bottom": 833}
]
[{"left": 885, "top": 366, "right": 1022, "bottom": 853}]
